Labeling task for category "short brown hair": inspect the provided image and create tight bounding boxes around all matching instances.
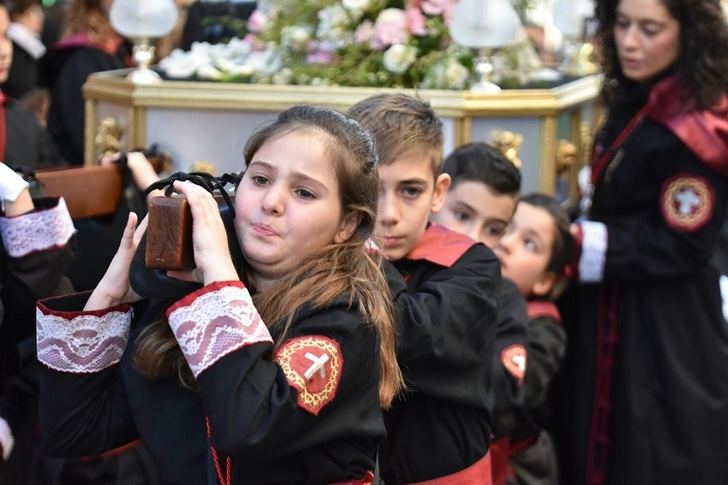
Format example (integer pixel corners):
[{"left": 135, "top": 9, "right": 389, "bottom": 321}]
[
  {"left": 6, "top": 0, "right": 40, "bottom": 19},
  {"left": 348, "top": 93, "right": 444, "bottom": 176}
]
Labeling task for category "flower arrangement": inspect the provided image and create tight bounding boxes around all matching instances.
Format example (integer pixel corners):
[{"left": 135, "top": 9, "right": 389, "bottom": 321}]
[{"left": 160, "top": 0, "right": 539, "bottom": 90}]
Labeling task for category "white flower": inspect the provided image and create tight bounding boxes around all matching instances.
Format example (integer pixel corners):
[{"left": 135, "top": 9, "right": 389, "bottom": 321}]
[
  {"left": 383, "top": 44, "right": 417, "bottom": 74},
  {"left": 317, "top": 5, "right": 354, "bottom": 47},
  {"left": 281, "top": 25, "right": 311, "bottom": 52},
  {"left": 421, "top": 57, "right": 470, "bottom": 89},
  {"left": 342, "top": 0, "right": 371, "bottom": 12},
  {"left": 444, "top": 58, "right": 469, "bottom": 89},
  {"left": 196, "top": 63, "right": 223, "bottom": 80}
]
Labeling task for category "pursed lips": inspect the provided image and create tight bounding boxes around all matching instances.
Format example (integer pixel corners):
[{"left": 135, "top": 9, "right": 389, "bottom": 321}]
[{"left": 252, "top": 223, "right": 279, "bottom": 237}]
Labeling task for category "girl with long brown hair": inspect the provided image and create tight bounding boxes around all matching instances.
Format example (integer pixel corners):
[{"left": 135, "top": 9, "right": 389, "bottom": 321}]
[{"left": 35, "top": 105, "right": 402, "bottom": 484}]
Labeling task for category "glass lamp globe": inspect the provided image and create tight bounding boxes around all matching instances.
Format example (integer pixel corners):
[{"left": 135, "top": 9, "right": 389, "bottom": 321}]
[
  {"left": 109, "top": 0, "right": 179, "bottom": 84},
  {"left": 553, "top": 0, "right": 598, "bottom": 76},
  {"left": 449, "top": 0, "right": 521, "bottom": 93}
]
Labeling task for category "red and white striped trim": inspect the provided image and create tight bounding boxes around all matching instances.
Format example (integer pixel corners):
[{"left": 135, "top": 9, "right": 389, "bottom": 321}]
[
  {"left": 166, "top": 281, "right": 273, "bottom": 378},
  {"left": 578, "top": 221, "right": 608, "bottom": 283},
  {"left": 36, "top": 302, "right": 132, "bottom": 373},
  {"left": 0, "top": 198, "right": 75, "bottom": 258}
]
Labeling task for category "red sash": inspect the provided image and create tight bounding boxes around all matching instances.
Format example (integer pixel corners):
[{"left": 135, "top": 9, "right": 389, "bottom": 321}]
[
  {"left": 406, "top": 451, "right": 493, "bottom": 485},
  {"left": 490, "top": 438, "right": 512, "bottom": 485},
  {"left": 331, "top": 471, "right": 375, "bottom": 484}
]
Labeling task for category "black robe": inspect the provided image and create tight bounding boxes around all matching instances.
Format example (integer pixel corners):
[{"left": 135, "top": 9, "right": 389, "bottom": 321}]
[
  {"left": 490, "top": 279, "right": 529, "bottom": 484},
  {"left": 491, "top": 279, "right": 528, "bottom": 440},
  {"left": 2, "top": 96, "right": 64, "bottom": 169},
  {"left": 37, "top": 285, "right": 384, "bottom": 484},
  {"left": 2, "top": 40, "right": 40, "bottom": 100},
  {"left": 557, "top": 76, "right": 728, "bottom": 485},
  {"left": 509, "top": 302, "right": 565, "bottom": 485},
  {"left": 41, "top": 36, "right": 128, "bottom": 164},
  {"left": 379, "top": 224, "right": 500, "bottom": 483},
  {"left": 0, "top": 197, "right": 74, "bottom": 483}
]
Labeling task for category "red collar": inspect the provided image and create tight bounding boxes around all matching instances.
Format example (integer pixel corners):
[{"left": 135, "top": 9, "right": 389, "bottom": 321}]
[
  {"left": 527, "top": 301, "right": 562, "bottom": 323},
  {"left": 54, "top": 32, "right": 124, "bottom": 57},
  {"left": 644, "top": 77, "right": 728, "bottom": 176},
  {"left": 404, "top": 223, "right": 478, "bottom": 268}
]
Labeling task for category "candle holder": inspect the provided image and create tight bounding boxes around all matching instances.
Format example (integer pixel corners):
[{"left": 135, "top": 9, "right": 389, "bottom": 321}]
[
  {"left": 448, "top": 0, "right": 521, "bottom": 93},
  {"left": 129, "top": 38, "right": 162, "bottom": 84},
  {"left": 109, "top": 0, "right": 178, "bottom": 84}
]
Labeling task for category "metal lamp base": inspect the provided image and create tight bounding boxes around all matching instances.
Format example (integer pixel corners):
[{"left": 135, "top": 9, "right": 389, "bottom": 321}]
[{"left": 127, "top": 38, "right": 162, "bottom": 84}]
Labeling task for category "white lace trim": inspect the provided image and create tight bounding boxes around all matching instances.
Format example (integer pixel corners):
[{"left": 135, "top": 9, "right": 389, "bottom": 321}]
[
  {"left": 36, "top": 307, "right": 131, "bottom": 373},
  {"left": 579, "top": 221, "right": 608, "bottom": 283},
  {"left": 0, "top": 198, "right": 75, "bottom": 258},
  {"left": 168, "top": 284, "right": 273, "bottom": 378}
]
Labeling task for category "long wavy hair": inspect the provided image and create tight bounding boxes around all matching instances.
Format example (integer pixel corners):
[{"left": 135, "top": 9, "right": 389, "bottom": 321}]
[
  {"left": 63, "top": 0, "right": 116, "bottom": 42},
  {"left": 596, "top": 0, "right": 728, "bottom": 109},
  {"left": 135, "top": 106, "right": 404, "bottom": 409}
]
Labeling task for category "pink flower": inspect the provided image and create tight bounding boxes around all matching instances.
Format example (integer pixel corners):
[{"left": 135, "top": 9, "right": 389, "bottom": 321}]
[
  {"left": 355, "top": 20, "right": 375, "bottom": 44},
  {"left": 243, "top": 33, "right": 265, "bottom": 51},
  {"left": 246, "top": 9, "right": 267, "bottom": 34},
  {"left": 406, "top": 7, "right": 427, "bottom": 36},
  {"left": 373, "top": 8, "right": 410, "bottom": 48},
  {"left": 306, "top": 49, "right": 334, "bottom": 65},
  {"left": 421, "top": 0, "right": 455, "bottom": 17}
]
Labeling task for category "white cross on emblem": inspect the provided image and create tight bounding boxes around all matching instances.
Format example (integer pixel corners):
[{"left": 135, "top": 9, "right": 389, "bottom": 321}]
[
  {"left": 675, "top": 187, "right": 701, "bottom": 215},
  {"left": 303, "top": 352, "right": 329, "bottom": 381},
  {"left": 511, "top": 353, "right": 526, "bottom": 373}
]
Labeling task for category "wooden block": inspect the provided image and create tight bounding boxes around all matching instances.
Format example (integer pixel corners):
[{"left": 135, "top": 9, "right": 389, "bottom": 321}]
[
  {"left": 145, "top": 196, "right": 195, "bottom": 271},
  {"left": 35, "top": 165, "right": 123, "bottom": 219}
]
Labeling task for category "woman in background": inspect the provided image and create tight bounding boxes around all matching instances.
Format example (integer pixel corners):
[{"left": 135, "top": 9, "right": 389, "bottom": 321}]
[{"left": 557, "top": 0, "right": 728, "bottom": 483}]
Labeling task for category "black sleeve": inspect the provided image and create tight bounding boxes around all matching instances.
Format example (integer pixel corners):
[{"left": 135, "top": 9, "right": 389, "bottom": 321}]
[
  {"left": 385, "top": 244, "right": 500, "bottom": 404},
  {"left": 0, "top": 338, "right": 40, "bottom": 428},
  {"left": 39, "top": 365, "right": 139, "bottom": 457},
  {"left": 1, "top": 209, "right": 74, "bottom": 342},
  {"left": 491, "top": 279, "right": 528, "bottom": 438},
  {"left": 595, "top": 144, "right": 727, "bottom": 281},
  {"left": 37, "top": 293, "right": 139, "bottom": 457},
  {"left": 196, "top": 305, "right": 381, "bottom": 460},
  {"left": 522, "top": 316, "right": 566, "bottom": 410}
]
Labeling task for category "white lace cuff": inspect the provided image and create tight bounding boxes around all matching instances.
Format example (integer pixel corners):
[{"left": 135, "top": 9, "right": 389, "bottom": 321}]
[
  {"left": 578, "top": 221, "right": 608, "bottom": 283},
  {"left": 0, "top": 198, "right": 75, "bottom": 258},
  {"left": 36, "top": 301, "right": 132, "bottom": 373},
  {"left": 166, "top": 281, "right": 273, "bottom": 378}
]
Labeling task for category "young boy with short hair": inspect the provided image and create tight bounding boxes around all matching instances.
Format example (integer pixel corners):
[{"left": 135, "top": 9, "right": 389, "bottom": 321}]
[
  {"left": 349, "top": 94, "right": 501, "bottom": 484},
  {"left": 430, "top": 142, "right": 529, "bottom": 485}
]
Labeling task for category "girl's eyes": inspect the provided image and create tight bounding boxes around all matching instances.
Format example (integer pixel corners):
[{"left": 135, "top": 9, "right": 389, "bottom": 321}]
[
  {"left": 524, "top": 238, "right": 538, "bottom": 252},
  {"left": 251, "top": 175, "right": 270, "bottom": 185},
  {"left": 295, "top": 188, "right": 316, "bottom": 200}
]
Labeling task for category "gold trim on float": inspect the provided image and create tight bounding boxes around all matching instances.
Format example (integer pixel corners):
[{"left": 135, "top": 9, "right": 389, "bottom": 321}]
[
  {"left": 539, "top": 115, "right": 558, "bottom": 194},
  {"left": 84, "top": 98, "right": 96, "bottom": 165},
  {"left": 83, "top": 70, "right": 601, "bottom": 117}
]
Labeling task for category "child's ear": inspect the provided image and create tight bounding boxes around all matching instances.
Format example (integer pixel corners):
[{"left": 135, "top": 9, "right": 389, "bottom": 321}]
[
  {"left": 431, "top": 173, "right": 451, "bottom": 213},
  {"left": 531, "top": 271, "right": 557, "bottom": 298},
  {"left": 334, "top": 211, "right": 361, "bottom": 243}
]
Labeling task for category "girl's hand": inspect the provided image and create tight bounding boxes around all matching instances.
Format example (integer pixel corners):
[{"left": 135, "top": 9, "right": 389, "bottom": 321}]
[
  {"left": 84, "top": 213, "right": 148, "bottom": 311},
  {"left": 168, "top": 181, "right": 238, "bottom": 286}
]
